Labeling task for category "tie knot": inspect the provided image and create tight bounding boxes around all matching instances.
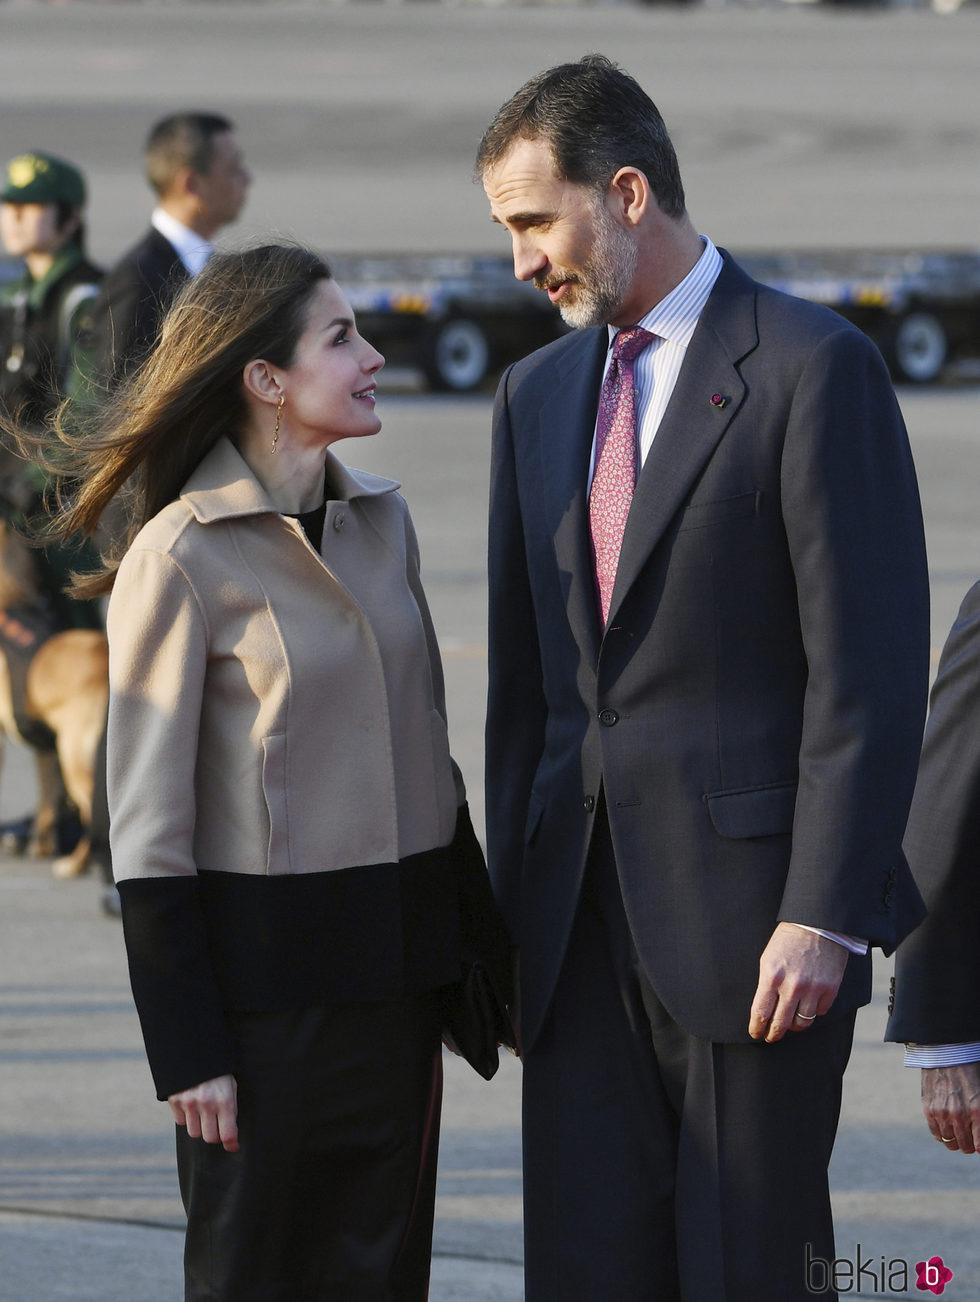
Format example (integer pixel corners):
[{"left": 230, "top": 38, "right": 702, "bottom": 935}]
[{"left": 611, "top": 326, "right": 657, "bottom": 366}]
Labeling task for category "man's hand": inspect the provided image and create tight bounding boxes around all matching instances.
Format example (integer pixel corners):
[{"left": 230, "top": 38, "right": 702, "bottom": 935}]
[
  {"left": 749, "top": 922, "right": 849, "bottom": 1043},
  {"left": 922, "top": 1063, "right": 980, "bottom": 1154},
  {"left": 168, "top": 1073, "right": 239, "bottom": 1153}
]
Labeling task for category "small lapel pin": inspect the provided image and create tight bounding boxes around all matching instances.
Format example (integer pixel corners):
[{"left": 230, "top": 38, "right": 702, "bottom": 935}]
[{"left": 710, "top": 393, "right": 730, "bottom": 409}]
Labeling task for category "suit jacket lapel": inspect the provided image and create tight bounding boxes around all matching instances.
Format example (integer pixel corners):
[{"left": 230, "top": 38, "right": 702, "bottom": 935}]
[
  {"left": 607, "top": 256, "right": 759, "bottom": 627},
  {"left": 541, "top": 329, "right": 608, "bottom": 665}
]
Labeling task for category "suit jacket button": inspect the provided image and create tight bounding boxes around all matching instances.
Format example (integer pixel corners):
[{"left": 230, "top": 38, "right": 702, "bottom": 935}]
[
  {"left": 598, "top": 709, "right": 619, "bottom": 727},
  {"left": 583, "top": 795, "right": 595, "bottom": 812}
]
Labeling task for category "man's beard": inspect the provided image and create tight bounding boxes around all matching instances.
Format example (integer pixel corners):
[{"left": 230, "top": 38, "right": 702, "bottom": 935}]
[{"left": 536, "top": 202, "right": 638, "bottom": 330}]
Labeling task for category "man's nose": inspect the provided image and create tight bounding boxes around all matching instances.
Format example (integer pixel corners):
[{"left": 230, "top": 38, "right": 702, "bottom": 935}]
[{"left": 512, "top": 236, "right": 547, "bottom": 284}]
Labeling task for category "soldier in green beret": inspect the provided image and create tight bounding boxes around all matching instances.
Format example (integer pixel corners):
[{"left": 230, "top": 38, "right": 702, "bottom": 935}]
[{"left": 0, "top": 151, "right": 102, "bottom": 432}]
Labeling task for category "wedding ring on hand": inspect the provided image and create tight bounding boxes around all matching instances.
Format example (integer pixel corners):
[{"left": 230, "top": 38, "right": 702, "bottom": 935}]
[
  {"left": 941, "top": 1136, "right": 956, "bottom": 1143},
  {"left": 794, "top": 1011, "right": 817, "bottom": 1021}
]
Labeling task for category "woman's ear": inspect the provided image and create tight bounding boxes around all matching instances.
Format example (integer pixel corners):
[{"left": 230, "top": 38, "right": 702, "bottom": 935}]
[{"left": 242, "top": 359, "right": 280, "bottom": 406}]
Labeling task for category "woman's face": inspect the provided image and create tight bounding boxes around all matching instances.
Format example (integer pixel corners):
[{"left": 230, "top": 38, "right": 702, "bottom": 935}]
[
  {"left": 0, "top": 202, "right": 74, "bottom": 259},
  {"left": 275, "top": 279, "right": 385, "bottom": 448}
]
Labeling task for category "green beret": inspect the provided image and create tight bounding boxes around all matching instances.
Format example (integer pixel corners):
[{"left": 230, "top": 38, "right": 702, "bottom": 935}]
[{"left": 1, "top": 152, "right": 86, "bottom": 208}]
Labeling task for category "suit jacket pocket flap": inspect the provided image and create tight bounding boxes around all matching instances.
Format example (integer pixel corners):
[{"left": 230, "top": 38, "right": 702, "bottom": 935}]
[{"left": 705, "top": 783, "right": 796, "bottom": 839}]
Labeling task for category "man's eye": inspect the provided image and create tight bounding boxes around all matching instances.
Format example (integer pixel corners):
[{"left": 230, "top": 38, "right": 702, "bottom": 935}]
[{"left": 333, "top": 329, "right": 348, "bottom": 345}]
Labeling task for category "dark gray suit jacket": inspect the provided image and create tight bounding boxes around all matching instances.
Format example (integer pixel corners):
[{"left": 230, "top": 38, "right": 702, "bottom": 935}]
[
  {"left": 486, "top": 253, "right": 930, "bottom": 1053},
  {"left": 87, "top": 227, "right": 189, "bottom": 385},
  {"left": 887, "top": 580, "right": 980, "bottom": 1045}
]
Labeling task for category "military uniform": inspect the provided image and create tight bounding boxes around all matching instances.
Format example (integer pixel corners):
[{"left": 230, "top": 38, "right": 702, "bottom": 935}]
[
  {"left": 0, "top": 151, "right": 103, "bottom": 631},
  {"left": 0, "top": 241, "right": 101, "bottom": 429},
  {"left": 0, "top": 151, "right": 102, "bottom": 430}
]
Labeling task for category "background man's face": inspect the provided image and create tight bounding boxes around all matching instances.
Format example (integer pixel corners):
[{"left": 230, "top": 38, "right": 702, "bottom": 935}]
[{"left": 193, "top": 130, "right": 250, "bottom": 232}]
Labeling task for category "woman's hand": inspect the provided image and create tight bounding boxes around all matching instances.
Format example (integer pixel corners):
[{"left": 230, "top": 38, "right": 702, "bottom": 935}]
[{"left": 168, "top": 1074, "right": 239, "bottom": 1153}]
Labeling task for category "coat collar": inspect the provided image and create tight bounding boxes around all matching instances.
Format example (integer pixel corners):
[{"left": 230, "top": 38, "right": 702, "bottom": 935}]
[{"left": 180, "top": 437, "right": 400, "bottom": 526}]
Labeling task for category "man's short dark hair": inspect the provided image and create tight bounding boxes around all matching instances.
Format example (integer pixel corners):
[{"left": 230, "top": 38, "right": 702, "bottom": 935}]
[
  {"left": 476, "top": 54, "right": 686, "bottom": 220},
  {"left": 144, "top": 112, "right": 235, "bottom": 197}
]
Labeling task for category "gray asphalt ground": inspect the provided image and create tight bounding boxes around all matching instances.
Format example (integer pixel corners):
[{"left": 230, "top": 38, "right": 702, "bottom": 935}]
[
  {"left": 3, "top": 385, "right": 980, "bottom": 1301},
  {"left": 1, "top": 3, "right": 980, "bottom": 1299}
]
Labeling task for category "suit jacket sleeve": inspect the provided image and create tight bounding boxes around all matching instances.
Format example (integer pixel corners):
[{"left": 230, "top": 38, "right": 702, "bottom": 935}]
[
  {"left": 887, "top": 580, "right": 980, "bottom": 1043},
  {"left": 775, "top": 325, "right": 929, "bottom": 949},
  {"left": 484, "top": 368, "right": 548, "bottom": 938}
]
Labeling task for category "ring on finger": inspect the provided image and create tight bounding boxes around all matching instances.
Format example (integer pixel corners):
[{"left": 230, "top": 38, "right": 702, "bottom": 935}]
[
  {"left": 941, "top": 1135, "right": 956, "bottom": 1143},
  {"left": 794, "top": 1011, "right": 817, "bottom": 1021}
]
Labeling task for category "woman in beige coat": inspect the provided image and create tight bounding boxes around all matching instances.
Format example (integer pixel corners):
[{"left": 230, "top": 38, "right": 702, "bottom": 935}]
[{"left": 41, "top": 244, "right": 504, "bottom": 1301}]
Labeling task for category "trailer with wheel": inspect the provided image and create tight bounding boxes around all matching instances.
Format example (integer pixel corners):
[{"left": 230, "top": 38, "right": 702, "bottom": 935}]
[
  {"left": 736, "top": 248, "right": 980, "bottom": 384},
  {"left": 7, "top": 246, "right": 976, "bottom": 391},
  {"left": 334, "top": 247, "right": 980, "bottom": 390},
  {"left": 333, "top": 253, "right": 567, "bottom": 393}
]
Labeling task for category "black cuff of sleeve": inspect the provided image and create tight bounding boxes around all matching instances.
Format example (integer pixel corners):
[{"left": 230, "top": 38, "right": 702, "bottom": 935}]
[{"left": 118, "top": 876, "right": 237, "bottom": 1100}]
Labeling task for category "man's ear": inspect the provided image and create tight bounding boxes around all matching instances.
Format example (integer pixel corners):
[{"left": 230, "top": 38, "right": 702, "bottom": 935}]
[
  {"left": 171, "top": 165, "right": 199, "bottom": 202},
  {"left": 608, "top": 167, "right": 651, "bottom": 227},
  {"left": 242, "top": 359, "right": 280, "bottom": 405}
]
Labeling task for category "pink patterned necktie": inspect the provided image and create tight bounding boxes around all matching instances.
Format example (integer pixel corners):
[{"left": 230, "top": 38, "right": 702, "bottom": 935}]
[{"left": 589, "top": 326, "right": 657, "bottom": 626}]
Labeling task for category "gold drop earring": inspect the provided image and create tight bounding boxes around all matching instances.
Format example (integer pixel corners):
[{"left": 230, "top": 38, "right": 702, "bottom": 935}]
[{"left": 271, "top": 393, "right": 284, "bottom": 453}]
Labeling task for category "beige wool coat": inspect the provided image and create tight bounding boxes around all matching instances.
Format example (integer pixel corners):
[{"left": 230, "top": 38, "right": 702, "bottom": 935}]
[{"left": 107, "top": 436, "right": 464, "bottom": 887}]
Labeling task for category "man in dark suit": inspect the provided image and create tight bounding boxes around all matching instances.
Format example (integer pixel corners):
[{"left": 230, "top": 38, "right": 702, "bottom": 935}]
[
  {"left": 479, "top": 55, "right": 930, "bottom": 1301},
  {"left": 87, "top": 111, "right": 249, "bottom": 386},
  {"left": 887, "top": 581, "right": 980, "bottom": 1155}
]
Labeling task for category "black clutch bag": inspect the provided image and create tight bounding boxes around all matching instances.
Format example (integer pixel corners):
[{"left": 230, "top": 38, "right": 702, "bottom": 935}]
[{"left": 441, "top": 805, "right": 517, "bottom": 1081}]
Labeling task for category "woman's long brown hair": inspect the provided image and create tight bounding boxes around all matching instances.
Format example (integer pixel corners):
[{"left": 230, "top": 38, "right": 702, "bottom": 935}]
[{"left": 15, "top": 243, "right": 330, "bottom": 598}]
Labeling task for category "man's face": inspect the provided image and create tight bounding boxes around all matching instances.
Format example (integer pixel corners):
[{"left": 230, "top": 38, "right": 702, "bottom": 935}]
[
  {"left": 193, "top": 130, "right": 250, "bottom": 233},
  {"left": 483, "top": 137, "right": 637, "bottom": 329}
]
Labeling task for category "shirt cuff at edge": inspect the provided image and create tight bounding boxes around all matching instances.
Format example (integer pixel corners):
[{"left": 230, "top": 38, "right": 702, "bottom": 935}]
[
  {"left": 792, "top": 924, "right": 869, "bottom": 956},
  {"left": 904, "top": 1043, "right": 980, "bottom": 1068}
]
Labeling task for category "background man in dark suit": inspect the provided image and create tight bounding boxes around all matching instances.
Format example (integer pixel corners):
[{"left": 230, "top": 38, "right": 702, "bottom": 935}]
[
  {"left": 478, "top": 55, "right": 930, "bottom": 1301},
  {"left": 87, "top": 111, "right": 249, "bottom": 386},
  {"left": 887, "top": 581, "right": 980, "bottom": 1156}
]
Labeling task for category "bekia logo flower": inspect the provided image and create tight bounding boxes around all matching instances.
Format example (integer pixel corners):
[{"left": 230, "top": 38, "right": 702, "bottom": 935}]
[{"left": 916, "top": 1256, "right": 953, "bottom": 1294}]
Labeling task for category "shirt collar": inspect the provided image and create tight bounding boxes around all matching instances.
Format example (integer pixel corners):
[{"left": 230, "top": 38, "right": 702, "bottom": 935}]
[
  {"left": 607, "top": 235, "right": 723, "bottom": 350},
  {"left": 151, "top": 208, "right": 213, "bottom": 277}
]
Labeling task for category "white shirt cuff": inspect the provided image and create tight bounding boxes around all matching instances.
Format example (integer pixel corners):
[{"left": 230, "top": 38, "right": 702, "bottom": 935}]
[
  {"left": 904, "top": 1042, "right": 980, "bottom": 1068},
  {"left": 792, "top": 924, "right": 869, "bottom": 956}
]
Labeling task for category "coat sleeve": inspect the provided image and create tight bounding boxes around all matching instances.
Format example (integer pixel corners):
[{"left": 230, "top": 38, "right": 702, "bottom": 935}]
[
  {"left": 775, "top": 325, "right": 930, "bottom": 950},
  {"left": 887, "top": 580, "right": 980, "bottom": 1043},
  {"left": 107, "top": 545, "right": 236, "bottom": 1099}
]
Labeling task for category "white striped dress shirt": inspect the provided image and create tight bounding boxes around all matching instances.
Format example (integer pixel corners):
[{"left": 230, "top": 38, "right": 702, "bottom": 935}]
[{"left": 588, "top": 235, "right": 722, "bottom": 489}]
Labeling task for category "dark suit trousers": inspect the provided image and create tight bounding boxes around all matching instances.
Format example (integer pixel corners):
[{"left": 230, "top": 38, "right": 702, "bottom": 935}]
[
  {"left": 176, "top": 993, "right": 443, "bottom": 1302},
  {"left": 522, "top": 803, "right": 855, "bottom": 1302}
]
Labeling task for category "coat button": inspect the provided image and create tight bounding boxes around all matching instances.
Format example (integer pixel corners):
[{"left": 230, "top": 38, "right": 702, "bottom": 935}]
[
  {"left": 583, "top": 795, "right": 595, "bottom": 812},
  {"left": 333, "top": 512, "right": 346, "bottom": 531},
  {"left": 598, "top": 709, "right": 619, "bottom": 727}
]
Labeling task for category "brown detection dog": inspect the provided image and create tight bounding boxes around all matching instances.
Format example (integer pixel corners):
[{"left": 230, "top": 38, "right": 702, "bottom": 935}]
[{"left": 0, "top": 516, "right": 108, "bottom": 879}]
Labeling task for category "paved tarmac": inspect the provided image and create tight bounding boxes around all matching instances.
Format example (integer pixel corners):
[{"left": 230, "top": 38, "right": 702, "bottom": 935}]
[
  {"left": 0, "top": 3, "right": 979, "bottom": 263},
  {"left": 3, "top": 384, "right": 980, "bottom": 1300}
]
